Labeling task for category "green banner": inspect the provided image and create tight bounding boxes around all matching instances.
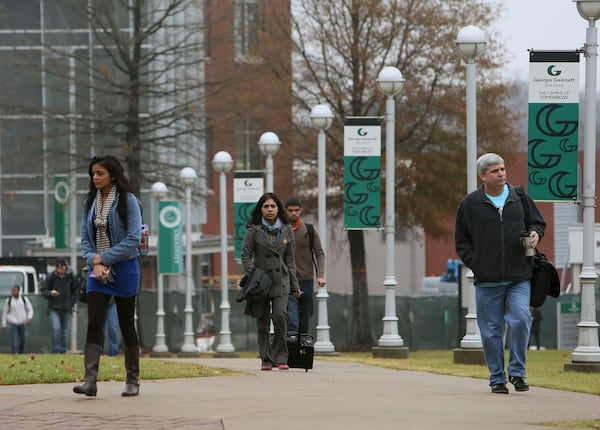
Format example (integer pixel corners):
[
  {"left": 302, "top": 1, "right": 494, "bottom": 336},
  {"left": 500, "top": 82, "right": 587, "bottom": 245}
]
[
  {"left": 527, "top": 51, "right": 579, "bottom": 201},
  {"left": 343, "top": 117, "right": 381, "bottom": 229},
  {"left": 53, "top": 176, "right": 70, "bottom": 249},
  {"left": 158, "top": 201, "right": 183, "bottom": 274},
  {"left": 233, "top": 171, "right": 264, "bottom": 260}
]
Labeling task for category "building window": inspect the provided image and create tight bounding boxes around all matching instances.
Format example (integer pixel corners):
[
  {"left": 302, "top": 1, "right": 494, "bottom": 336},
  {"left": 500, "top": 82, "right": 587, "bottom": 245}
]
[
  {"left": 233, "top": 0, "right": 260, "bottom": 61},
  {"left": 235, "top": 118, "right": 261, "bottom": 171}
]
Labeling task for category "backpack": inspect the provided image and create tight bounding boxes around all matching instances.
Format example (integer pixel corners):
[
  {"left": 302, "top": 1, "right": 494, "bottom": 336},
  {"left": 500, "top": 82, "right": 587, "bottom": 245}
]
[
  {"left": 139, "top": 223, "right": 149, "bottom": 257},
  {"left": 8, "top": 295, "right": 28, "bottom": 313},
  {"left": 305, "top": 223, "right": 317, "bottom": 270},
  {"left": 138, "top": 199, "right": 149, "bottom": 257}
]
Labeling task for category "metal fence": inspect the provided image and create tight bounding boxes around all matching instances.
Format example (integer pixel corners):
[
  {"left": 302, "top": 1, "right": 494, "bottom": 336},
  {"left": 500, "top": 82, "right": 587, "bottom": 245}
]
[{"left": 0, "top": 292, "right": 592, "bottom": 354}]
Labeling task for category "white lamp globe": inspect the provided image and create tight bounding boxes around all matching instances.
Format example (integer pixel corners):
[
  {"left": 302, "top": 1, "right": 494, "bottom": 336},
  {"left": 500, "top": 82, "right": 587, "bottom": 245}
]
[
  {"left": 455, "top": 25, "right": 487, "bottom": 60},
  {"left": 180, "top": 167, "right": 197, "bottom": 186},
  {"left": 310, "top": 104, "right": 334, "bottom": 131},
  {"left": 212, "top": 151, "right": 234, "bottom": 173},
  {"left": 257, "top": 131, "right": 281, "bottom": 156},
  {"left": 376, "top": 66, "right": 404, "bottom": 96},
  {"left": 574, "top": 0, "right": 600, "bottom": 21}
]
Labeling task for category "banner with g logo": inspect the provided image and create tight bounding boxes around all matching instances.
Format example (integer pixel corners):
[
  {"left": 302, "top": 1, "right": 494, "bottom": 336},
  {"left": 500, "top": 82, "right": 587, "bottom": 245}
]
[
  {"left": 344, "top": 117, "right": 381, "bottom": 229},
  {"left": 528, "top": 50, "right": 579, "bottom": 201}
]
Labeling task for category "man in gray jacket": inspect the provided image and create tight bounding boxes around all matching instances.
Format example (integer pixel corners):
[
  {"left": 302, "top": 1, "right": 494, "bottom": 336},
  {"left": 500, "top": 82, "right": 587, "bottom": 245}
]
[
  {"left": 455, "top": 153, "right": 546, "bottom": 394},
  {"left": 285, "top": 197, "right": 326, "bottom": 335}
]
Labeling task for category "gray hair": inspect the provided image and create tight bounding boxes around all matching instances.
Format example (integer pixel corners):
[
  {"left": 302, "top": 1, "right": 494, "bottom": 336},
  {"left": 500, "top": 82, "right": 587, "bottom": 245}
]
[{"left": 476, "top": 153, "right": 504, "bottom": 175}]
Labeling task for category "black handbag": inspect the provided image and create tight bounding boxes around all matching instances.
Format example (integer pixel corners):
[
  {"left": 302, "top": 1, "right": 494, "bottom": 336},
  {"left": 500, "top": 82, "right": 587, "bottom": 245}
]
[
  {"left": 530, "top": 250, "right": 560, "bottom": 307},
  {"left": 514, "top": 186, "right": 561, "bottom": 307}
]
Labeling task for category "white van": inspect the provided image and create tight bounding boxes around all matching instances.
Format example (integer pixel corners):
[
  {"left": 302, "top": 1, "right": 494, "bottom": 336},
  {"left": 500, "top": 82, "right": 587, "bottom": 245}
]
[{"left": 0, "top": 265, "right": 40, "bottom": 296}]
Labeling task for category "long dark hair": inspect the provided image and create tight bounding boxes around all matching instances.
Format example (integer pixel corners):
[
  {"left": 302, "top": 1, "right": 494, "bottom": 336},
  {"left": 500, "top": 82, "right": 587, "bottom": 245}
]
[
  {"left": 83, "top": 155, "right": 133, "bottom": 223},
  {"left": 248, "top": 192, "right": 289, "bottom": 225}
]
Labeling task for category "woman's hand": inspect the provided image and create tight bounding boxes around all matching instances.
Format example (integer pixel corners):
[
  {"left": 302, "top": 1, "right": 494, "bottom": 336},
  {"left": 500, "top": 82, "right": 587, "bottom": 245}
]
[
  {"left": 92, "top": 254, "right": 106, "bottom": 280},
  {"left": 292, "top": 289, "right": 303, "bottom": 298},
  {"left": 93, "top": 265, "right": 107, "bottom": 281}
]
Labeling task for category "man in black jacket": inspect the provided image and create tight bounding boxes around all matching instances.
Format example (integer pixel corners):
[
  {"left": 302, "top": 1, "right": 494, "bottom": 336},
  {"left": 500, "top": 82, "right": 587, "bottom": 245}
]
[
  {"left": 42, "top": 258, "right": 77, "bottom": 353},
  {"left": 455, "top": 153, "right": 546, "bottom": 394}
]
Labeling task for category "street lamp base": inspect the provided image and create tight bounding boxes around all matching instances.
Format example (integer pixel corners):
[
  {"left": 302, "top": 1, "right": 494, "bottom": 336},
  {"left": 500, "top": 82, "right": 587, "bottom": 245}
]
[
  {"left": 213, "top": 351, "right": 240, "bottom": 358},
  {"left": 372, "top": 346, "right": 409, "bottom": 359},
  {"left": 152, "top": 343, "right": 169, "bottom": 354},
  {"left": 564, "top": 362, "right": 600, "bottom": 373},
  {"left": 177, "top": 350, "right": 201, "bottom": 358},
  {"left": 148, "top": 351, "right": 172, "bottom": 358},
  {"left": 453, "top": 348, "right": 485, "bottom": 365},
  {"left": 459, "top": 336, "right": 483, "bottom": 349},
  {"left": 314, "top": 341, "right": 336, "bottom": 354},
  {"left": 216, "top": 343, "right": 236, "bottom": 354}
]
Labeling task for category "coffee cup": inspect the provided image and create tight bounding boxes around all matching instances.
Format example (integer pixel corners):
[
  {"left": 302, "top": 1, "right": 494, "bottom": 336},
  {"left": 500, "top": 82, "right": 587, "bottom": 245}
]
[{"left": 520, "top": 235, "right": 535, "bottom": 257}]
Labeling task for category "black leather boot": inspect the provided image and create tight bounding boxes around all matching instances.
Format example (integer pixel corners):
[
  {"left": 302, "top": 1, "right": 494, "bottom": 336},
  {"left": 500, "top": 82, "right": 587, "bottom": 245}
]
[
  {"left": 121, "top": 346, "right": 140, "bottom": 397},
  {"left": 73, "top": 343, "right": 101, "bottom": 397}
]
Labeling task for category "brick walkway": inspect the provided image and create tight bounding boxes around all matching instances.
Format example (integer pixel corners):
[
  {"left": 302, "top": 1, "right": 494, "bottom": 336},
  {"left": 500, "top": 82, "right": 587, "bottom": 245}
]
[{"left": 0, "top": 410, "right": 223, "bottom": 430}]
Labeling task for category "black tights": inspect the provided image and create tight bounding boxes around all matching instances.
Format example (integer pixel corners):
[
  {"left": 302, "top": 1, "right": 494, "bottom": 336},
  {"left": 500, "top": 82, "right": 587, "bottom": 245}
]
[{"left": 85, "top": 292, "right": 138, "bottom": 347}]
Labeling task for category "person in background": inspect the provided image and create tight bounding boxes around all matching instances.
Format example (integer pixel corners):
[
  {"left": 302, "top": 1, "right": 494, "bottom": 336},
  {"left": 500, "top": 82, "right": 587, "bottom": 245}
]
[
  {"left": 2, "top": 285, "right": 34, "bottom": 354},
  {"left": 455, "top": 153, "right": 546, "bottom": 394},
  {"left": 284, "top": 197, "right": 326, "bottom": 335},
  {"left": 241, "top": 192, "right": 300, "bottom": 371},
  {"left": 74, "top": 154, "right": 142, "bottom": 397},
  {"left": 529, "top": 307, "right": 543, "bottom": 350},
  {"left": 42, "top": 258, "right": 77, "bottom": 354}
]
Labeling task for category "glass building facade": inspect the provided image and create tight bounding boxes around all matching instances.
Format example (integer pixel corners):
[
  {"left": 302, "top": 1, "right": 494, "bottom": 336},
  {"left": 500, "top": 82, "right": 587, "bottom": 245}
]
[{"left": 0, "top": 0, "right": 207, "bottom": 257}]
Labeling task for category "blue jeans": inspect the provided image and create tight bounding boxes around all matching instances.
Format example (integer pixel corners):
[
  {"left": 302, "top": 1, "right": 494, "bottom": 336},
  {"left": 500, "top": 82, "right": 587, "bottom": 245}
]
[
  {"left": 48, "top": 309, "right": 71, "bottom": 354},
  {"left": 9, "top": 323, "right": 27, "bottom": 354},
  {"left": 476, "top": 280, "right": 531, "bottom": 386},
  {"left": 287, "top": 279, "right": 315, "bottom": 334}
]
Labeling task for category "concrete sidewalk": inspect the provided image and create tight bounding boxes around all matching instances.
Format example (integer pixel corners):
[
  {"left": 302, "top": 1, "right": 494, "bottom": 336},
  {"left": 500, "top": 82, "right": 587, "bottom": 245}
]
[{"left": 0, "top": 357, "right": 598, "bottom": 429}]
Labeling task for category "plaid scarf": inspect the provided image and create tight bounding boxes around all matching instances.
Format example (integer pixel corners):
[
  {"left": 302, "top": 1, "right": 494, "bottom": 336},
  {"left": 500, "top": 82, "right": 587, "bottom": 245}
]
[{"left": 94, "top": 186, "right": 117, "bottom": 253}]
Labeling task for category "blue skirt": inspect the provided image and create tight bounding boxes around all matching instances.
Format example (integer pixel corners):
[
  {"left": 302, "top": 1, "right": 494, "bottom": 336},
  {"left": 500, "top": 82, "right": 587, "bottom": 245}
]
[{"left": 87, "top": 258, "right": 140, "bottom": 298}]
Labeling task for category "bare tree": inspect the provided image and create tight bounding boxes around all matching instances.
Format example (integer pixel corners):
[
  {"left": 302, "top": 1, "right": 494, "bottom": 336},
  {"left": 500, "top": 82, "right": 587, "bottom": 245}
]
[
  {"left": 0, "top": 0, "right": 210, "bottom": 197},
  {"left": 291, "top": 0, "right": 521, "bottom": 346}
]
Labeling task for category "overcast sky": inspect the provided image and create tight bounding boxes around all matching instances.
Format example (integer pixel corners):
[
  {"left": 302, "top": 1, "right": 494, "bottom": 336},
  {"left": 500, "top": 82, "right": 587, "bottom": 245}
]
[{"left": 494, "top": 0, "right": 587, "bottom": 83}]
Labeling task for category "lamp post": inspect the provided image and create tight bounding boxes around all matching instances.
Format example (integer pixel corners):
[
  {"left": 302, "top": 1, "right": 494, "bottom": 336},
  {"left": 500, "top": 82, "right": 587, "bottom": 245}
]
[
  {"left": 310, "top": 104, "right": 335, "bottom": 353},
  {"left": 570, "top": 0, "right": 600, "bottom": 367},
  {"left": 454, "top": 25, "right": 487, "bottom": 359},
  {"left": 374, "top": 66, "right": 406, "bottom": 352},
  {"left": 180, "top": 167, "right": 199, "bottom": 354},
  {"left": 212, "top": 151, "right": 237, "bottom": 356},
  {"left": 257, "top": 131, "right": 281, "bottom": 193},
  {"left": 151, "top": 181, "right": 169, "bottom": 354}
]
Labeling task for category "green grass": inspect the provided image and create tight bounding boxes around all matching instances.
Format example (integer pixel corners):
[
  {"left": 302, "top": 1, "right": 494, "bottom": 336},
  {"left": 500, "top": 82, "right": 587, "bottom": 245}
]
[{"left": 0, "top": 353, "right": 239, "bottom": 385}]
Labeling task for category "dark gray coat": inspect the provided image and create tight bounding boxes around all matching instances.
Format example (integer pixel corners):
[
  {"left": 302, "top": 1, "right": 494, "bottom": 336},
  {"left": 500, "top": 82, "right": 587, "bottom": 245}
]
[
  {"left": 241, "top": 223, "right": 300, "bottom": 298},
  {"left": 455, "top": 184, "right": 546, "bottom": 284}
]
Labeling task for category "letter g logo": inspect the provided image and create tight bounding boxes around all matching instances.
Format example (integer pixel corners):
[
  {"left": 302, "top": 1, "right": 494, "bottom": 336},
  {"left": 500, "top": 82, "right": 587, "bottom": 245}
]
[{"left": 547, "top": 65, "right": 561, "bottom": 76}]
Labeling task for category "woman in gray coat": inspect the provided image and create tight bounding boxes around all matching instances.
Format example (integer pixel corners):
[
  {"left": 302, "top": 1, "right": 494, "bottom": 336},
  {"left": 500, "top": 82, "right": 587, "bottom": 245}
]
[{"left": 241, "top": 193, "right": 300, "bottom": 370}]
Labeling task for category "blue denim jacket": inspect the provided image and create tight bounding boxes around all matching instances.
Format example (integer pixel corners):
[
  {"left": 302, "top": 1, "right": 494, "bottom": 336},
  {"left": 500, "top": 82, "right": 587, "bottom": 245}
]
[{"left": 80, "top": 192, "right": 141, "bottom": 266}]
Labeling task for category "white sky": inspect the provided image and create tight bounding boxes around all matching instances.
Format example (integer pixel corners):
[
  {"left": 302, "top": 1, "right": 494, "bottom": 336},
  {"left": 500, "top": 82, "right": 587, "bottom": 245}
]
[{"left": 494, "top": 0, "right": 587, "bottom": 82}]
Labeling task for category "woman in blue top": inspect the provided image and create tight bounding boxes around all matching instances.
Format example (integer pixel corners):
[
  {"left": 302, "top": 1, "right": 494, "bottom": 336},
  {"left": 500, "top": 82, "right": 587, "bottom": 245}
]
[{"left": 73, "top": 155, "right": 142, "bottom": 398}]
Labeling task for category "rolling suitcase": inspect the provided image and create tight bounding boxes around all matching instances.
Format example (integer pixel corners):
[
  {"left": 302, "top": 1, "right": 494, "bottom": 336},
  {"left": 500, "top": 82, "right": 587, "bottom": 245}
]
[{"left": 287, "top": 332, "right": 314, "bottom": 372}]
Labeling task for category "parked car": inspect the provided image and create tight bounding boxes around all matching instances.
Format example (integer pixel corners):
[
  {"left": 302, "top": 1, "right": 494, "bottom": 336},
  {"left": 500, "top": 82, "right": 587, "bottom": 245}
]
[{"left": 0, "top": 265, "right": 40, "bottom": 296}]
